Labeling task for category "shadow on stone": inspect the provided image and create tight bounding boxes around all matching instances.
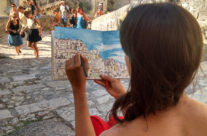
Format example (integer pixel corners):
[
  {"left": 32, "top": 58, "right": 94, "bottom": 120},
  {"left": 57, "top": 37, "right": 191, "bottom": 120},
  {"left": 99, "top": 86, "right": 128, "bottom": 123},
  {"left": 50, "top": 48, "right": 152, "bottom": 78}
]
[{"left": 10, "top": 118, "right": 74, "bottom": 136}]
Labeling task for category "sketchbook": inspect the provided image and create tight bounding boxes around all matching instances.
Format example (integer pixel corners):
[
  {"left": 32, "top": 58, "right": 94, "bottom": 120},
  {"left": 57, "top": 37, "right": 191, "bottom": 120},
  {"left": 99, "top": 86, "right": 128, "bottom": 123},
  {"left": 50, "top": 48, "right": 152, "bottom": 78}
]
[{"left": 52, "top": 27, "right": 129, "bottom": 80}]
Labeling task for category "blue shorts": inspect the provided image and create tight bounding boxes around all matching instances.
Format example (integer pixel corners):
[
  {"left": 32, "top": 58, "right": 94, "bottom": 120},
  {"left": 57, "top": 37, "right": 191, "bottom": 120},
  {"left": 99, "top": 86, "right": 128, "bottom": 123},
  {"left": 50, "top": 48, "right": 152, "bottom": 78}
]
[{"left": 61, "top": 18, "right": 67, "bottom": 25}]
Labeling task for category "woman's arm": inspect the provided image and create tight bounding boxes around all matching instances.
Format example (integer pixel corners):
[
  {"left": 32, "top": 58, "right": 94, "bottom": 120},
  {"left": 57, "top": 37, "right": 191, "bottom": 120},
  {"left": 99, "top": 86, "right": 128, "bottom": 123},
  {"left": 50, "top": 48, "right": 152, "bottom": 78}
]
[
  {"left": 38, "top": 26, "right": 42, "bottom": 36},
  {"left": 94, "top": 75, "right": 127, "bottom": 115},
  {"left": 5, "top": 20, "right": 16, "bottom": 33},
  {"left": 57, "top": 13, "right": 61, "bottom": 24},
  {"left": 94, "top": 75, "right": 127, "bottom": 99},
  {"left": 34, "top": 19, "right": 42, "bottom": 36},
  {"left": 93, "top": 12, "right": 98, "bottom": 19},
  {"left": 18, "top": 20, "right": 21, "bottom": 33},
  {"left": 37, "top": 5, "right": 42, "bottom": 13},
  {"left": 34, "top": 18, "right": 41, "bottom": 26},
  {"left": 21, "top": 25, "right": 28, "bottom": 33},
  {"left": 65, "top": 53, "right": 96, "bottom": 136},
  {"left": 5, "top": 20, "right": 11, "bottom": 33}
]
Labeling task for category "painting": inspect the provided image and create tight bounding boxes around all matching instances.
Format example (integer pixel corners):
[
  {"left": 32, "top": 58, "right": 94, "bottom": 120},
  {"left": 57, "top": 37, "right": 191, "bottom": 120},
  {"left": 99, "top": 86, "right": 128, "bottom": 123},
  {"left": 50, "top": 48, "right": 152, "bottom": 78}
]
[{"left": 52, "top": 27, "right": 129, "bottom": 80}]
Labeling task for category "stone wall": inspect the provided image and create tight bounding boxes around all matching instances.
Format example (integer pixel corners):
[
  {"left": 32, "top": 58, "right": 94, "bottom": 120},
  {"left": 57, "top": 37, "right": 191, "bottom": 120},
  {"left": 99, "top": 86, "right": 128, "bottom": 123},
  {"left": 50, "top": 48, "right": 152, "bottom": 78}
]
[
  {"left": 0, "top": 0, "right": 8, "bottom": 16},
  {"left": 0, "top": 17, "right": 9, "bottom": 38},
  {"left": 91, "top": 0, "right": 207, "bottom": 49},
  {"left": 91, "top": 0, "right": 207, "bottom": 31},
  {"left": 91, "top": 4, "right": 130, "bottom": 30}
]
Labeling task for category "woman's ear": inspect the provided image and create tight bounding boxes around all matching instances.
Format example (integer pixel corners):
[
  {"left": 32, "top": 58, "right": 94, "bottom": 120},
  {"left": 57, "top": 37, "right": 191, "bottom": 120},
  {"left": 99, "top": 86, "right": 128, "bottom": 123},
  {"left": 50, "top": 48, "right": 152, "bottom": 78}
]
[{"left": 125, "top": 55, "right": 131, "bottom": 76}]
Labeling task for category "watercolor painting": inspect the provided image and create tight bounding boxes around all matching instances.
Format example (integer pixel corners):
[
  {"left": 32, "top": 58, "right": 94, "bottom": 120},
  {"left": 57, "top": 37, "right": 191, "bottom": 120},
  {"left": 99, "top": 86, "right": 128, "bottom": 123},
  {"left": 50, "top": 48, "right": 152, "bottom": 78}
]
[{"left": 52, "top": 27, "right": 129, "bottom": 80}]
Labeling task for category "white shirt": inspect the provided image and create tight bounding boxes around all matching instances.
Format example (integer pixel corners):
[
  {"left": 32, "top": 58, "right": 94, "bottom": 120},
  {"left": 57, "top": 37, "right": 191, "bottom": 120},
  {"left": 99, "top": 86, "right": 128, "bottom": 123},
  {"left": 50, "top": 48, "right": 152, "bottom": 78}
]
[
  {"left": 27, "top": 18, "right": 38, "bottom": 29},
  {"left": 60, "top": 5, "right": 69, "bottom": 18},
  {"left": 19, "top": 12, "right": 27, "bottom": 27}
]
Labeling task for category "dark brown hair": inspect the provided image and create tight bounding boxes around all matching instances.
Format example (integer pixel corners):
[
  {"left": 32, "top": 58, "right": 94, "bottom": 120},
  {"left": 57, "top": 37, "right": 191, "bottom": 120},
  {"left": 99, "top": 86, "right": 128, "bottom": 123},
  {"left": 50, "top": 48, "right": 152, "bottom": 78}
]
[
  {"left": 111, "top": 3, "right": 203, "bottom": 123},
  {"left": 24, "top": 10, "right": 32, "bottom": 17}
]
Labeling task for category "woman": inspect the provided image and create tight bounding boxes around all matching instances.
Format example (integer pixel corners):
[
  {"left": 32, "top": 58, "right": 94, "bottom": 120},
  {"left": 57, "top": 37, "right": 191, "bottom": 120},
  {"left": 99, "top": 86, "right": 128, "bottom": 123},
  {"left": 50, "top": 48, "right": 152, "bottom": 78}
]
[
  {"left": 18, "top": 6, "right": 27, "bottom": 38},
  {"left": 70, "top": 8, "right": 77, "bottom": 28},
  {"left": 10, "top": 3, "right": 19, "bottom": 18},
  {"left": 94, "top": 8, "right": 104, "bottom": 18},
  {"left": 6, "top": 12, "right": 23, "bottom": 55},
  {"left": 51, "top": 9, "right": 61, "bottom": 30},
  {"left": 65, "top": 3, "right": 207, "bottom": 136},
  {"left": 76, "top": 8, "right": 88, "bottom": 29},
  {"left": 32, "top": 0, "right": 41, "bottom": 19},
  {"left": 94, "top": 4, "right": 104, "bottom": 18},
  {"left": 22, "top": 10, "right": 42, "bottom": 58}
]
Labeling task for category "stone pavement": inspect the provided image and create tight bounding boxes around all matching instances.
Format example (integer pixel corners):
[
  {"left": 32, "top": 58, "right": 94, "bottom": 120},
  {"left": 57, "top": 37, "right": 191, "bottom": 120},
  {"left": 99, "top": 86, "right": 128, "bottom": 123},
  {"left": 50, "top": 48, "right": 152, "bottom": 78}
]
[{"left": 0, "top": 32, "right": 207, "bottom": 136}]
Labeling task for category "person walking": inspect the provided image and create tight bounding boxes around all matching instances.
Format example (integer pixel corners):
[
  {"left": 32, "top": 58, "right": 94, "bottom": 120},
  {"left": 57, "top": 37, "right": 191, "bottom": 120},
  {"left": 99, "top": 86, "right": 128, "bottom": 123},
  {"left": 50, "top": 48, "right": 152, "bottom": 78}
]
[
  {"left": 6, "top": 12, "right": 23, "bottom": 55},
  {"left": 22, "top": 10, "right": 42, "bottom": 58},
  {"left": 60, "top": 1, "right": 70, "bottom": 27},
  {"left": 18, "top": 6, "right": 27, "bottom": 38},
  {"left": 10, "top": 3, "right": 19, "bottom": 18}
]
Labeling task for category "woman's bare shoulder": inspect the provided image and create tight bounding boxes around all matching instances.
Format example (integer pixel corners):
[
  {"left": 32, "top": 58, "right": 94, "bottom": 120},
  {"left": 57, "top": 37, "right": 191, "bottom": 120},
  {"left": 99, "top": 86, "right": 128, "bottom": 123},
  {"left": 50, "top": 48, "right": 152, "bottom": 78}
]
[
  {"left": 100, "top": 124, "right": 125, "bottom": 136},
  {"left": 188, "top": 98, "right": 207, "bottom": 117},
  {"left": 183, "top": 97, "right": 207, "bottom": 135}
]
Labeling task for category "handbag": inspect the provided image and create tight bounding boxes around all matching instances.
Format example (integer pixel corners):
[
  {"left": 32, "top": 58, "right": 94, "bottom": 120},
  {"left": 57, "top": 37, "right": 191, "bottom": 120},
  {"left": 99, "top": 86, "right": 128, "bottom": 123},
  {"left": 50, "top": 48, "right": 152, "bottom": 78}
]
[{"left": 21, "top": 32, "right": 25, "bottom": 38}]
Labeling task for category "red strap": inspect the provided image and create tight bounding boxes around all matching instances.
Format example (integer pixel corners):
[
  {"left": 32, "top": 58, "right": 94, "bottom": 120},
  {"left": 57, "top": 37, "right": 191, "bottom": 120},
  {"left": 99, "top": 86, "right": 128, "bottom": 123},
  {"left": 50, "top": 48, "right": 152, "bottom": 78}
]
[{"left": 90, "top": 115, "right": 124, "bottom": 136}]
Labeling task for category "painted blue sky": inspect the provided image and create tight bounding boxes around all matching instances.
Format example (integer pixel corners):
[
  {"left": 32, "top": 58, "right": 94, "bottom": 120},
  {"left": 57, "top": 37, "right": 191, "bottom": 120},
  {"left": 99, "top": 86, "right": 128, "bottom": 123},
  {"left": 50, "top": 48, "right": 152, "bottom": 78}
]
[{"left": 53, "top": 27, "right": 125, "bottom": 63}]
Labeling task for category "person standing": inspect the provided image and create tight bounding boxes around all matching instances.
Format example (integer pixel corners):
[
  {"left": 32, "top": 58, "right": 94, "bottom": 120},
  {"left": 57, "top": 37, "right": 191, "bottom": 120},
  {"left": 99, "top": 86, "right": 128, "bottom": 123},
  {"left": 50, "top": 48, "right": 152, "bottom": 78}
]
[
  {"left": 94, "top": 3, "right": 104, "bottom": 18},
  {"left": 70, "top": 8, "right": 77, "bottom": 28},
  {"left": 32, "top": 0, "right": 41, "bottom": 19},
  {"left": 77, "top": 8, "right": 88, "bottom": 29},
  {"left": 51, "top": 9, "right": 61, "bottom": 30},
  {"left": 60, "top": 1, "right": 70, "bottom": 27},
  {"left": 26, "top": 0, "right": 36, "bottom": 15},
  {"left": 6, "top": 12, "right": 23, "bottom": 55}
]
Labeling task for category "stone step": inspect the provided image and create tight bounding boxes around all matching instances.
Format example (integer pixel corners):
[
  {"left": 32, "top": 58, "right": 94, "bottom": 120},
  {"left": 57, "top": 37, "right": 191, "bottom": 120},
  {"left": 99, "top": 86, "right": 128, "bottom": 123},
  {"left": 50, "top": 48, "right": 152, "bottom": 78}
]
[{"left": 15, "top": 97, "right": 71, "bottom": 115}]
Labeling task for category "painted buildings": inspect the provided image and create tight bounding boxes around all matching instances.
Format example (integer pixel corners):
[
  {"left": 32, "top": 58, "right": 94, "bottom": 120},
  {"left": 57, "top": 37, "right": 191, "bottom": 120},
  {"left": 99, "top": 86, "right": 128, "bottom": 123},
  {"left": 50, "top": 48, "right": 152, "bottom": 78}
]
[{"left": 53, "top": 38, "right": 129, "bottom": 80}]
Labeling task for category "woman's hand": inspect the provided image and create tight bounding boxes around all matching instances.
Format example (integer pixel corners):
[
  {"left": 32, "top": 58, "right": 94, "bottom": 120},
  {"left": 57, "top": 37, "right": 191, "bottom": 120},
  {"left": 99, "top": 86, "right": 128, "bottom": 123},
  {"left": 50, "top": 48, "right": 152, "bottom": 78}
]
[
  {"left": 11, "top": 30, "right": 17, "bottom": 33},
  {"left": 65, "top": 53, "right": 89, "bottom": 91},
  {"left": 20, "top": 30, "right": 24, "bottom": 35},
  {"left": 39, "top": 31, "right": 42, "bottom": 36},
  {"left": 94, "top": 75, "right": 127, "bottom": 99}
]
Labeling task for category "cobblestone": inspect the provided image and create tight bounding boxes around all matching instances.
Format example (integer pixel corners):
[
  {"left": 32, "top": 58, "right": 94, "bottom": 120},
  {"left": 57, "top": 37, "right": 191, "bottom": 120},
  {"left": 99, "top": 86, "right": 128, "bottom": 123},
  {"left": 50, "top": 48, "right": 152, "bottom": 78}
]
[
  {"left": 97, "top": 95, "right": 112, "bottom": 104},
  {"left": 0, "top": 89, "right": 11, "bottom": 96},
  {"left": 9, "top": 118, "right": 19, "bottom": 125},
  {"left": 0, "top": 110, "right": 14, "bottom": 120},
  {"left": 12, "top": 84, "right": 46, "bottom": 94},
  {"left": 10, "top": 118, "right": 75, "bottom": 136},
  {"left": 15, "top": 97, "right": 71, "bottom": 115}
]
